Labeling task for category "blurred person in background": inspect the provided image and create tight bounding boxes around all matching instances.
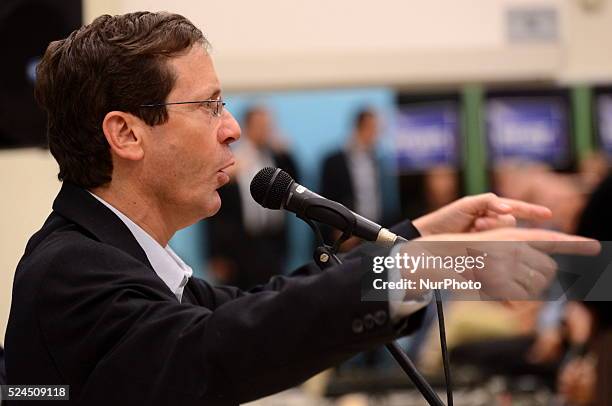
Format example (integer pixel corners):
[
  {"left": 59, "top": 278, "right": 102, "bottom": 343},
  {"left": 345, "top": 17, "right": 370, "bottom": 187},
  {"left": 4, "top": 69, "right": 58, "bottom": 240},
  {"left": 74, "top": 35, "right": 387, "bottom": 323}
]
[
  {"left": 441, "top": 299, "right": 593, "bottom": 392},
  {"left": 433, "top": 163, "right": 594, "bottom": 391},
  {"left": 492, "top": 162, "right": 588, "bottom": 233},
  {"left": 557, "top": 302, "right": 596, "bottom": 406},
  {"left": 423, "top": 165, "right": 461, "bottom": 211},
  {"left": 578, "top": 151, "right": 609, "bottom": 192},
  {"left": 491, "top": 161, "right": 612, "bottom": 404},
  {"left": 206, "top": 106, "right": 299, "bottom": 289},
  {"left": 559, "top": 167, "right": 612, "bottom": 406},
  {"left": 492, "top": 161, "right": 611, "bottom": 404},
  {"left": 320, "top": 109, "right": 400, "bottom": 250}
]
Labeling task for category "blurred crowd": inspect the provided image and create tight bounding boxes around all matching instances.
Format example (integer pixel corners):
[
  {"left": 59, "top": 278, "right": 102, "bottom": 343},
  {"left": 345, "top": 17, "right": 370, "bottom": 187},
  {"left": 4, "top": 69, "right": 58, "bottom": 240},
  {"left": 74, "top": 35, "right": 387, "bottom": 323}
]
[{"left": 200, "top": 104, "right": 612, "bottom": 405}]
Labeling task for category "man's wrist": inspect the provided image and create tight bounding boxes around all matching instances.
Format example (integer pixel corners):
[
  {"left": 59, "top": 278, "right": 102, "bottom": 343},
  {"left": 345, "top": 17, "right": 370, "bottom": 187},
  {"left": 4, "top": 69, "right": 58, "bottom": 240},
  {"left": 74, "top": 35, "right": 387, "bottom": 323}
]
[
  {"left": 387, "top": 244, "right": 432, "bottom": 322},
  {"left": 412, "top": 215, "right": 433, "bottom": 237}
]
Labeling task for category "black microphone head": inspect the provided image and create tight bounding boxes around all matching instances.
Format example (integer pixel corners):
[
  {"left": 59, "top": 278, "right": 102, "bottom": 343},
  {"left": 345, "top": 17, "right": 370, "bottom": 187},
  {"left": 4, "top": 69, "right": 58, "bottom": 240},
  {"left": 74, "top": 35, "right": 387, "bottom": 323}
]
[{"left": 250, "top": 167, "right": 294, "bottom": 209}]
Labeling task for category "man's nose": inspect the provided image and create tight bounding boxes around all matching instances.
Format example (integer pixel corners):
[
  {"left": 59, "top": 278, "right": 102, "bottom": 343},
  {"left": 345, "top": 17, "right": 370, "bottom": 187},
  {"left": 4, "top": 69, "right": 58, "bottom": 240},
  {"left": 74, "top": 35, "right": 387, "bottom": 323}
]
[{"left": 219, "top": 110, "right": 241, "bottom": 145}]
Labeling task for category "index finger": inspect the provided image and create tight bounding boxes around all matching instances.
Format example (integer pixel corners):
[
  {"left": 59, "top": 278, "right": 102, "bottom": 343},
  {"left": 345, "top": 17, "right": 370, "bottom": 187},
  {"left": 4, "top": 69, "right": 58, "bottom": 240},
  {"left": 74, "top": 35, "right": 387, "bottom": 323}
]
[
  {"left": 488, "top": 198, "right": 553, "bottom": 221},
  {"left": 523, "top": 230, "right": 601, "bottom": 256}
]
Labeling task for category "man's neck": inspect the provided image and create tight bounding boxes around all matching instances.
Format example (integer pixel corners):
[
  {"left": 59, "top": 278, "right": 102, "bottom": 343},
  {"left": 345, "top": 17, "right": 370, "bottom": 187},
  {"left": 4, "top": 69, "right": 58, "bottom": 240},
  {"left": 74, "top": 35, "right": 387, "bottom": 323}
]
[
  {"left": 90, "top": 183, "right": 174, "bottom": 246},
  {"left": 349, "top": 135, "right": 373, "bottom": 153}
]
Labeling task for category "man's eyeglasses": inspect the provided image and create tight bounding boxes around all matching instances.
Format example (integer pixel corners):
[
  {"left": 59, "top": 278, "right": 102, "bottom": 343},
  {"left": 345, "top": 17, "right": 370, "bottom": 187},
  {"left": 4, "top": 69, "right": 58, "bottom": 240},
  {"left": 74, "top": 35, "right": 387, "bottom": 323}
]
[{"left": 139, "top": 99, "right": 226, "bottom": 117}]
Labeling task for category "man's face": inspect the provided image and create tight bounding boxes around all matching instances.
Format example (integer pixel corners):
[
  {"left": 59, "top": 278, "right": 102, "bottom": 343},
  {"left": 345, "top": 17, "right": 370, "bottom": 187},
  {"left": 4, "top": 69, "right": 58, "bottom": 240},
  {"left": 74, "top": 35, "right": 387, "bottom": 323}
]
[
  {"left": 143, "top": 45, "right": 240, "bottom": 226},
  {"left": 246, "top": 110, "right": 271, "bottom": 147},
  {"left": 358, "top": 114, "right": 379, "bottom": 148}
]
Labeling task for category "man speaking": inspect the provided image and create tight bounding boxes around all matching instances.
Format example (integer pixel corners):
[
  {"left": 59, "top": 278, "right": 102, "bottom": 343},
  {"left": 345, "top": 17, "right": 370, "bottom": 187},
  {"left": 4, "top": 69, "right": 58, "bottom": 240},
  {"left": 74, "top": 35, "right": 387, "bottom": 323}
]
[{"left": 4, "top": 11, "right": 598, "bottom": 405}]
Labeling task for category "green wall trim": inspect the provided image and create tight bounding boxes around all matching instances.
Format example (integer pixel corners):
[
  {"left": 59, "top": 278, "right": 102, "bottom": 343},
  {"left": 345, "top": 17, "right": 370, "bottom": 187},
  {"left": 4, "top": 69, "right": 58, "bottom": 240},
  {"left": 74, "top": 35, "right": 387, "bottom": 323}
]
[
  {"left": 462, "top": 85, "right": 488, "bottom": 194},
  {"left": 572, "top": 85, "right": 594, "bottom": 162}
]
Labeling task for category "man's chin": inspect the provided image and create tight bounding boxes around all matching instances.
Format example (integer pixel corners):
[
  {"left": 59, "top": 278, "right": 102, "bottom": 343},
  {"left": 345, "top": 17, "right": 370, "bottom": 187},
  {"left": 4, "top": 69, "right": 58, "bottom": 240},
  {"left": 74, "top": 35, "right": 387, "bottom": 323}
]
[{"left": 202, "top": 191, "right": 222, "bottom": 219}]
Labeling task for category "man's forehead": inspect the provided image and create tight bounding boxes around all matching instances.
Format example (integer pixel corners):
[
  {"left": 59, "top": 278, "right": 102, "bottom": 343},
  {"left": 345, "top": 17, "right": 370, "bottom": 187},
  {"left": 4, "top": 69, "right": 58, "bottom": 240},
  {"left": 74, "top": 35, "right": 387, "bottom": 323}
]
[{"left": 168, "top": 46, "right": 221, "bottom": 99}]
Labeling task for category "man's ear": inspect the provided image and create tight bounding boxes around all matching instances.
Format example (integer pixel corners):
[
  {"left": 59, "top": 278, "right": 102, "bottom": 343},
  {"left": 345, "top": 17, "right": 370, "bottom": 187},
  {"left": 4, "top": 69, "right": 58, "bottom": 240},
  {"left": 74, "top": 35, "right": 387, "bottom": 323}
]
[{"left": 102, "top": 111, "right": 146, "bottom": 161}]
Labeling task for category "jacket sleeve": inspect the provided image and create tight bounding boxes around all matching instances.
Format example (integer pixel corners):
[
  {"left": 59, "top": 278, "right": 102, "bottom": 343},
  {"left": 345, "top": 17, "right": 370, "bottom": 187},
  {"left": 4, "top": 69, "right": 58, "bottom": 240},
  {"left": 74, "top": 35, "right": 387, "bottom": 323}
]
[
  {"left": 0, "top": 346, "right": 6, "bottom": 385},
  {"left": 37, "top": 236, "right": 423, "bottom": 405},
  {"left": 320, "top": 153, "right": 351, "bottom": 208}
]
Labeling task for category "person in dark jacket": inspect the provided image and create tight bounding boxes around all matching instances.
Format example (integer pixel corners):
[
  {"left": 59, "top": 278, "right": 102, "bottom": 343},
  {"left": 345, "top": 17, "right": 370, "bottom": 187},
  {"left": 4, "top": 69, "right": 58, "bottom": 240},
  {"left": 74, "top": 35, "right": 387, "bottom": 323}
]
[
  {"left": 568, "top": 170, "right": 612, "bottom": 405},
  {"left": 320, "top": 109, "right": 402, "bottom": 250},
  {"left": 321, "top": 110, "right": 395, "bottom": 226}
]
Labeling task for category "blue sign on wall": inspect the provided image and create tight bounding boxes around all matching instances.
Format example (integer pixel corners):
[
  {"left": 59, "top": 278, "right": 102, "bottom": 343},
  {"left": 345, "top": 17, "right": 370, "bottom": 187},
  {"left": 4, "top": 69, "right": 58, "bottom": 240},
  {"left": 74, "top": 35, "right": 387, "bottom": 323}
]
[
  {"left": 486, "top": 97, "right": 569, "bottom": 166},
  {"left": 395, "top": 103, "right": 460, "bottom": 171},
  {"left": 597, "top": 94, "right": 612, "bottom": 156}
]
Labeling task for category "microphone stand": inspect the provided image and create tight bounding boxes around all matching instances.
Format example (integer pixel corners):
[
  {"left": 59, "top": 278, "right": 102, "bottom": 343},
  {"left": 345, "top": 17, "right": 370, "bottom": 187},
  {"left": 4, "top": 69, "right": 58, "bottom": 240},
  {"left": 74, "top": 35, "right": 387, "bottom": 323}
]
[{"left": 303, "top": 215, "right": 448, "bottom": 406}]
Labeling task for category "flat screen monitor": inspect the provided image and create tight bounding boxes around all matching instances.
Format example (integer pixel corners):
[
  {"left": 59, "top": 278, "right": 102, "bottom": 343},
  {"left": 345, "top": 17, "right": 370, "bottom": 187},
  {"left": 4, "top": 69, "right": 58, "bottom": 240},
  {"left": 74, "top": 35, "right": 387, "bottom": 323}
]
[
  {"left": 394, "top": 101, "right": 460, "bottom": 172},
  {"left": 595, "top": 91, "right": 612, "bottom": 157},
  {"left": 485, "top": 95, "right": 570, "bottom": 167},
  {"left": 0, "top": 0, "right": 82, "bottom": 148}
]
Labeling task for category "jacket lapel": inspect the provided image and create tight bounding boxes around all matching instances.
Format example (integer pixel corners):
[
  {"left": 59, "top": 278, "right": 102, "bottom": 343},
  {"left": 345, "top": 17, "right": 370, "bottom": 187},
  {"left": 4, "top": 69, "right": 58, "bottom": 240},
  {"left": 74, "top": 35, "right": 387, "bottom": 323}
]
[{"left": 52, "top": 182, "right": 153, "bottom": 270}]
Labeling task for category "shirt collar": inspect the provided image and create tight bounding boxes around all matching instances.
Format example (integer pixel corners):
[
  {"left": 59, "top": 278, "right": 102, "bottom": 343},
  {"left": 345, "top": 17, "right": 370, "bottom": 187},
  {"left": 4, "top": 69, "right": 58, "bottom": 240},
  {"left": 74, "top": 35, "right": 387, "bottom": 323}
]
[{"left": 88, "top": 192, "right": 192, "bottom": 302}]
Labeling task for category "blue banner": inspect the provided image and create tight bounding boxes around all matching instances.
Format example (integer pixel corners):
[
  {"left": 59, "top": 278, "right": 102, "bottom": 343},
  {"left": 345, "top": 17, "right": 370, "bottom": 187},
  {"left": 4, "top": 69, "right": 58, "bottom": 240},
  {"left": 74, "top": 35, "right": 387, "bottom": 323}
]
[
  {"left": 486, "top": 97, "right": 569, "bottom": 166},
  {"left": 394, "top": 103, "right": 460, "bottom": 171},
  {"left": 597, "top": 94, "right": 612, "bottom": 156}
]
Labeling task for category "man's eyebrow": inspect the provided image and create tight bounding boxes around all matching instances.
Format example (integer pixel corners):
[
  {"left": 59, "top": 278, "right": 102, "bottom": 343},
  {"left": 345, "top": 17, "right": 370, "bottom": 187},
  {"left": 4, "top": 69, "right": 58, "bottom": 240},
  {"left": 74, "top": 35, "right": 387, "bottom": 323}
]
[{"left": 196, "top": 88, "right": 221, "bottom": 100}]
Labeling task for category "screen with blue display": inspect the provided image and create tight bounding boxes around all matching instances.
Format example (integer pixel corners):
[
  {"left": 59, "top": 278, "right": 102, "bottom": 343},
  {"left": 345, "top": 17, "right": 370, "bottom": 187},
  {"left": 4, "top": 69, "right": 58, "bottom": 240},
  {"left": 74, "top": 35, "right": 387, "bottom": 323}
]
[
  {"left": 596, "top": 93, "right": 612, "bottom": 156},
  {"left": 486, "top": 97, "right": 570, "bottom": 166},
  {"left": 395, "top": 102, "right": 460, "bottom": 171}
]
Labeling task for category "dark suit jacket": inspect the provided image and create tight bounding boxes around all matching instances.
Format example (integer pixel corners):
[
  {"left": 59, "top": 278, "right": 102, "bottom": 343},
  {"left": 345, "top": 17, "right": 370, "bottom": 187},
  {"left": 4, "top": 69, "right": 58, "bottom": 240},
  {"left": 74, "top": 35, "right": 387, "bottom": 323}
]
[
  {"left": 0, "top": 345, "right": 6, "bottom": 385},
  {"left": 207, "top": 150, "right": 299, "bottom": 289},
  {"left": 320, "top": 150, "right": 399, "bottom": 226},
  {"left": 320, "top": 150, "right": 400, "bottom": 245},
  {"left": 320, "top": 151, "right": 355, "bottom": 214},
  {"left": 5, "top": 182, "right": 422, "bottom": 405},
  {"left": 574, "top": 171, "right": 612, "bottom": 406},
  {"left": 576, "top": 171, "right": 612, "bottom": 329}
]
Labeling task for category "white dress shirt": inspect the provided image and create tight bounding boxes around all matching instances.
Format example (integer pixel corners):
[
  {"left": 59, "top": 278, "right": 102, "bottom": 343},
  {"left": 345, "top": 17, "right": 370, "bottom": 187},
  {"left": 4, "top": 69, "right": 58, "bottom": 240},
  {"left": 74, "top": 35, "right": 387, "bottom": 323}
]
[
  {"left": 235, "top": 138, "right": 284, "bottom": 235},
  {"left": 90, "top": 193, "right": 193, "bottom": 303},
  {"left": 346, "top": 144, "right": 382, "bottom": 223},
  {"left": 388, "top": 245, "right": 433, "bottom": 321}
]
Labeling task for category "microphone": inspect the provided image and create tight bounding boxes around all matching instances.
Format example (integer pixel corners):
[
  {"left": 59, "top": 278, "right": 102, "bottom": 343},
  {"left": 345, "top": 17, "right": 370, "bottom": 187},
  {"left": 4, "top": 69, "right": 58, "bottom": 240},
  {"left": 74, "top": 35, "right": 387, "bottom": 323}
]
[{"left": 250, "top": 167, "right": 403, "bottom": 246}]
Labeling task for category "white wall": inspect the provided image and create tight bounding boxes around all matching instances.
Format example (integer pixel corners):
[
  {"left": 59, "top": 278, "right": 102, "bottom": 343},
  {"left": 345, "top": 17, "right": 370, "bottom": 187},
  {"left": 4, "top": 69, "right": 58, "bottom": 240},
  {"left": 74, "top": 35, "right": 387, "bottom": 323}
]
[
  {"left": 560, "top": 0, "right": 612, "bottom": 83},
  {"left": 83, "top": 0, "right": 569, "bottom": 89},
  {"left": 81, "top": 0, "right": 612, "bottom": 89},
  {"left": 0, "top": 150, "right": 60, "bottom": 341}
]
